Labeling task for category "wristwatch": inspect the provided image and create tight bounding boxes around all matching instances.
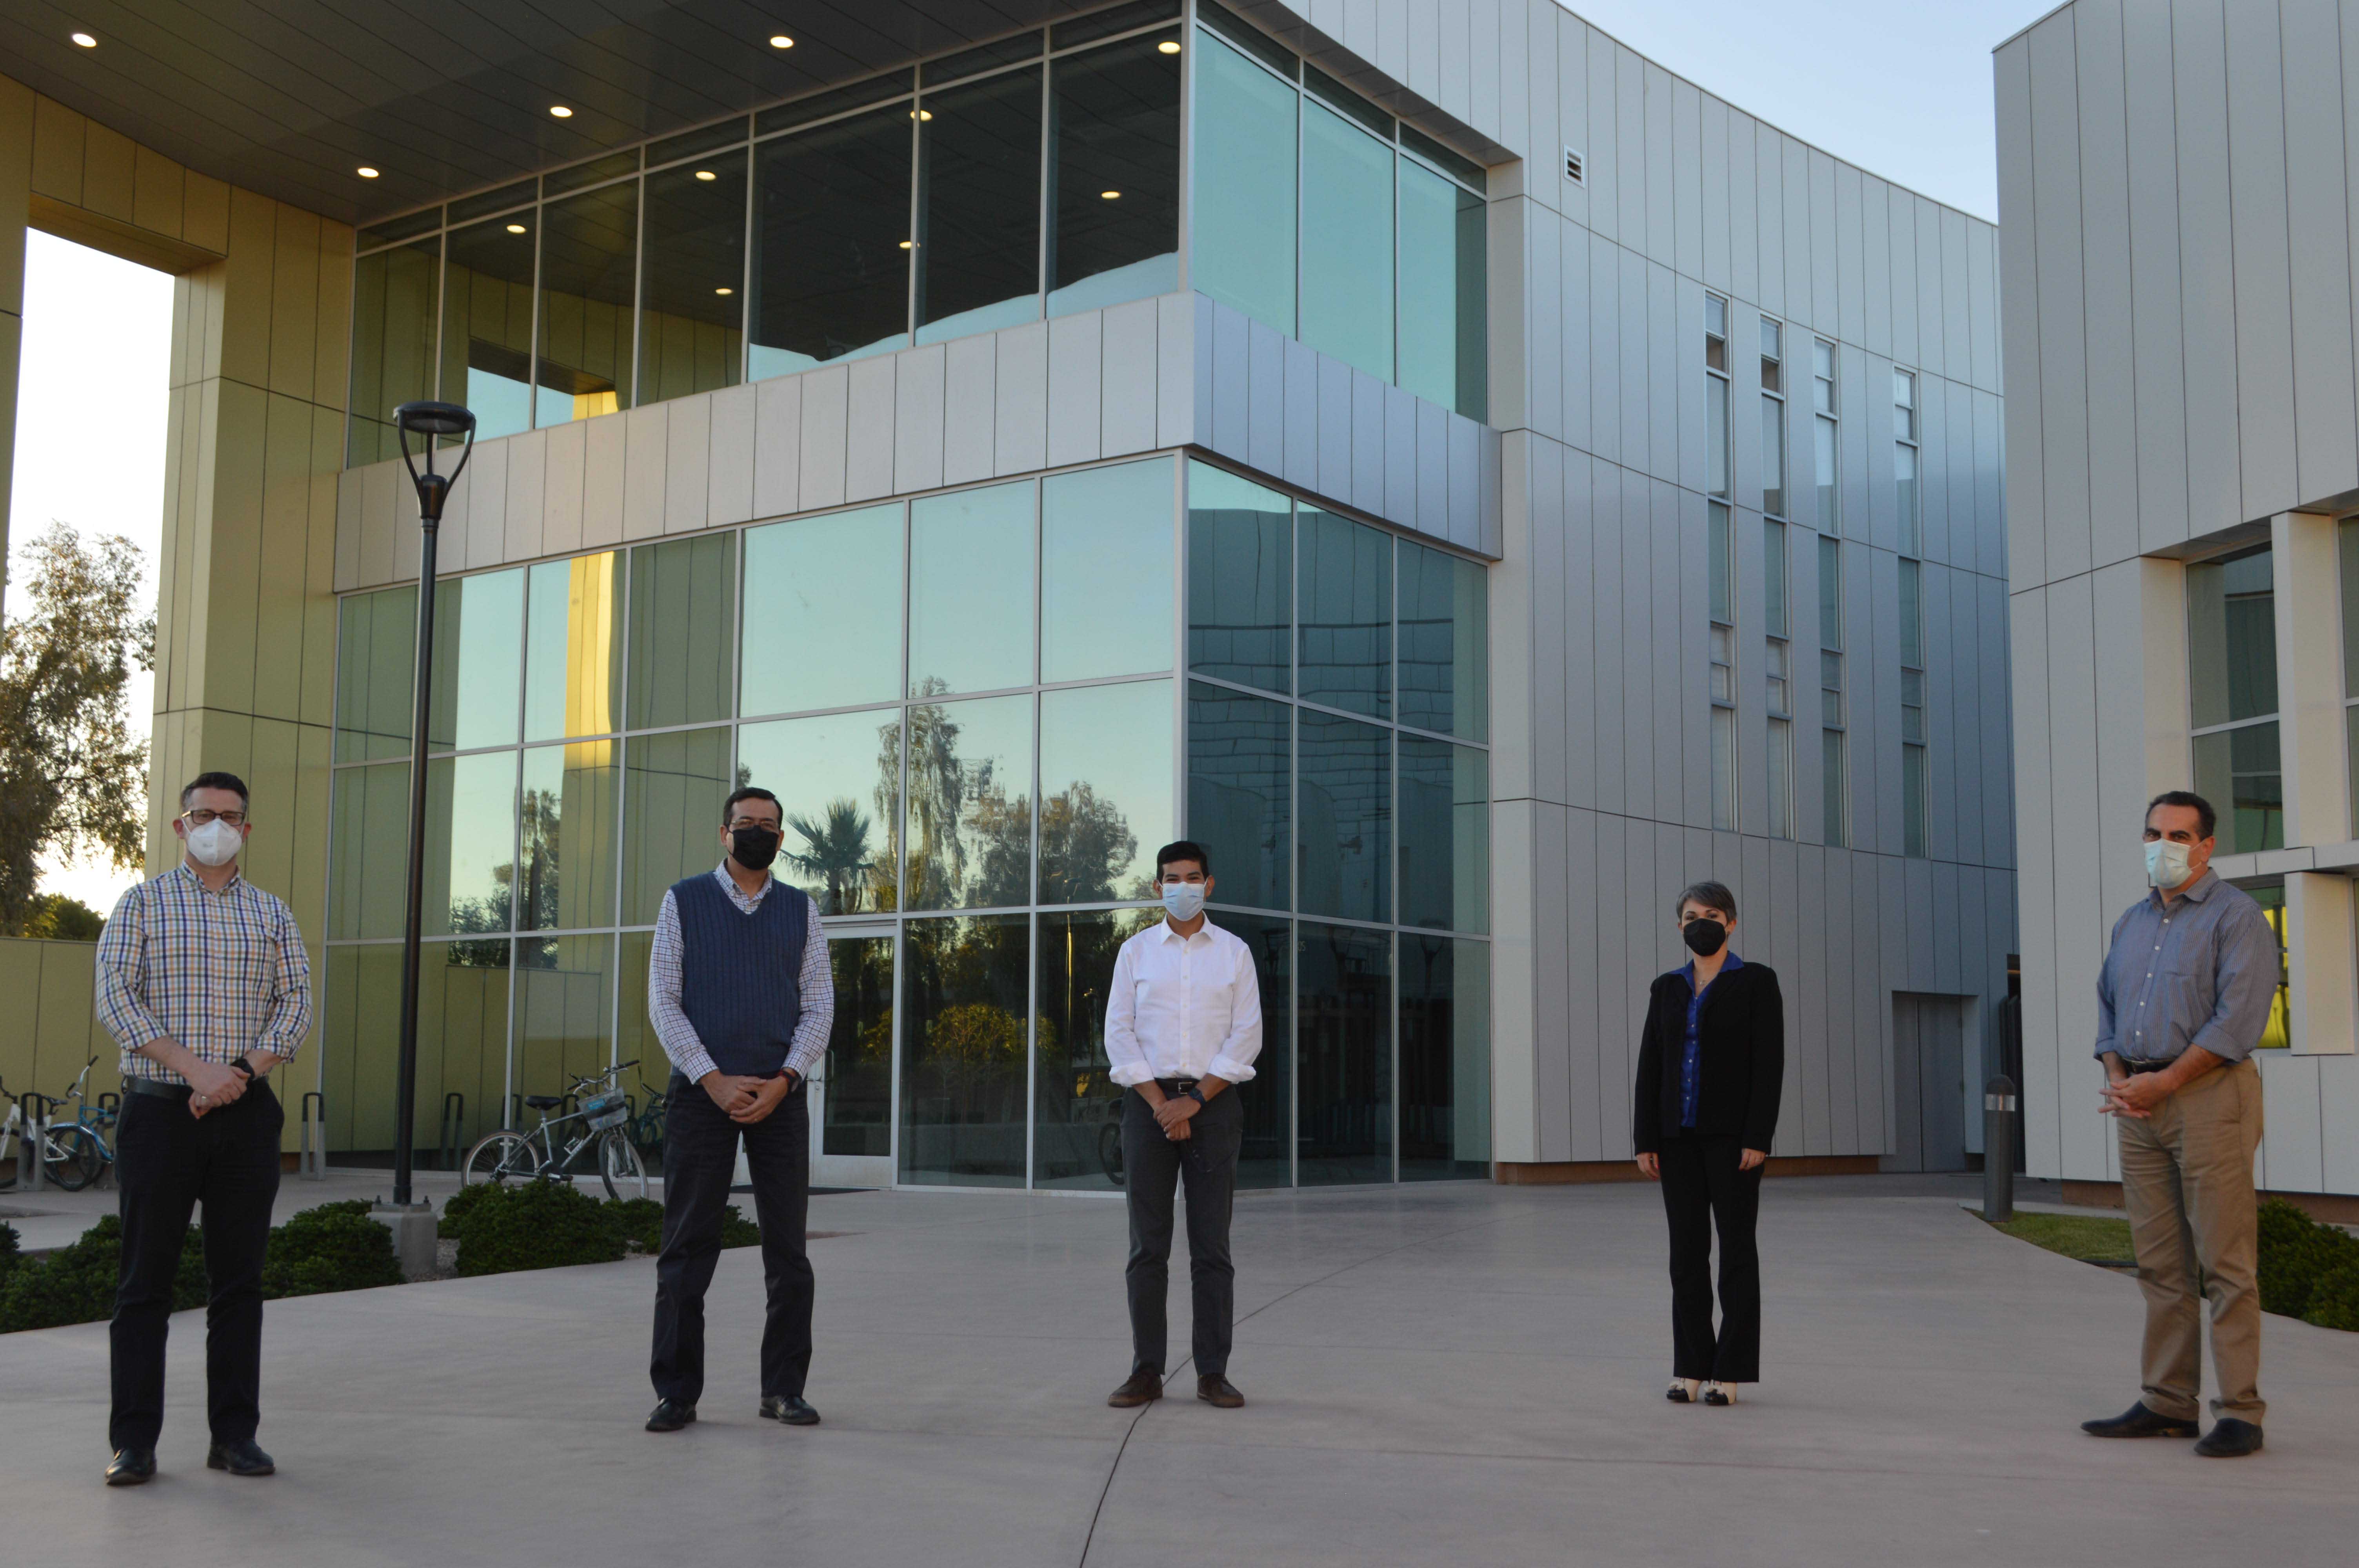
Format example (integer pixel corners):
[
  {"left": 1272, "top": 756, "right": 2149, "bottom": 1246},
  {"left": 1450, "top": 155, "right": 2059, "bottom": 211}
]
[
  {"left": 229, "top": 1058, "right": 256, "bottom": 1081},
  {"left": 1183, "top": 1085, "right": 1207, "bottom": 1107}
]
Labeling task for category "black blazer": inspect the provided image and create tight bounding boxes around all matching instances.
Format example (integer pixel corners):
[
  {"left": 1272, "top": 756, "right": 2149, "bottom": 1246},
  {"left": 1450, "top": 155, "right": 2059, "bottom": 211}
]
[{"left": 1632, "top": 960, "right": 1785, "bottom": 1154}]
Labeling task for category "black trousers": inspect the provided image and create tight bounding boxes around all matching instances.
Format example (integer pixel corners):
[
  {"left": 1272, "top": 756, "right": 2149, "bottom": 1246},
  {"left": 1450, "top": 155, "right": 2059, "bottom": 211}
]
[
  {"left": 1122, "top": 1086, "right": 1242, "bottom": 1378},
  {"left": 109, "top": 1080, "right": 282, "bottom": 1451},
  {"left": 1658, "top": 1133, "right": 1763, "bottom": 1383},
  {"left": 650, "top": 1074, "right": 813, "bottom": 1405}
]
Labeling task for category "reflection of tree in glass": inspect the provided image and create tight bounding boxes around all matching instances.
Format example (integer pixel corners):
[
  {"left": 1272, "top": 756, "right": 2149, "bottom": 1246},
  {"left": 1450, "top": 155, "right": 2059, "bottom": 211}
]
[
  {"left": 787, "top": 798, "right": 876, "bottom": 915},
  {"left": 1040, "top": 781, "right": 1143, "bottom": 904},
  {"left": 516, "top": 786, "right": 562, "bottom": 928},
  {"left": 899, "top": 683, "right": 1031, "bottom": 908}
]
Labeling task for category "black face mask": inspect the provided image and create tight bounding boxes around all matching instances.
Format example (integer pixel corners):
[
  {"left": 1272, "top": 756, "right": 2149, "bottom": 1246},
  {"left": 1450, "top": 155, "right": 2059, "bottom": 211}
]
[
  {"left": 1681, "top": 917, "right": 1727, "bottom": 957},
  {"left": 729, "top": 825, "right": 781, "bottom": 871}
]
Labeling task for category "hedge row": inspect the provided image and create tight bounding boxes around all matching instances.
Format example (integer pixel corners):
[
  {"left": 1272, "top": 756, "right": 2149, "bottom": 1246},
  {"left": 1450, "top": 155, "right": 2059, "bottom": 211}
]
[
  {"left": 0, "top": 1200, "right": 402, "bottom": 1334},
  {"left": 2258, "top": 1199, "right": 2359, "bottom": 1331},
  {"left": 442, "top": 1180, "right": 760, "bottom": 1275}
]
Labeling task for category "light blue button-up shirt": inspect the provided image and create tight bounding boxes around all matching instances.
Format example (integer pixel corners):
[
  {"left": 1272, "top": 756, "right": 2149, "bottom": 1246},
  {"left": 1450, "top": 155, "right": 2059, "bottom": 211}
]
[{"left": 2094, "top": 870, "right": 2279, "bottom": 1065}]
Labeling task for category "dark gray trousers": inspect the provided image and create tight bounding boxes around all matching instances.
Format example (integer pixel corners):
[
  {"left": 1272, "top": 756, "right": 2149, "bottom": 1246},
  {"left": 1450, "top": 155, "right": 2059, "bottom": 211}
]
[{"left": 1122, "top": 1086, "right": 1242, "bottom": 1377}]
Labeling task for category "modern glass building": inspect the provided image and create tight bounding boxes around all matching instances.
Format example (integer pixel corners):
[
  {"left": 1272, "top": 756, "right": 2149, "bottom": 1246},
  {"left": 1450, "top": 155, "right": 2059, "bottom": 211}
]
[{"left": 0, "top": 0, "right": 2014, "bottom": 1189}]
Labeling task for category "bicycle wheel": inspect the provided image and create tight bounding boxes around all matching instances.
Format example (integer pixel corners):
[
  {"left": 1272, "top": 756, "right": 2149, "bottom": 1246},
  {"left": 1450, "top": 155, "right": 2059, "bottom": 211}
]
[
  {"left": 1098, "top": 1121, "right": 1125, "bottom": 1188},
  {"left": 461, "top": 1131, "right": 540, "bottom": 1185},
  {"left": 44, "top": 1126, "right": 104, "bottom": 1192},
  {"left": 599, "top": 1127, "right": 647, "bottom": 1202}
]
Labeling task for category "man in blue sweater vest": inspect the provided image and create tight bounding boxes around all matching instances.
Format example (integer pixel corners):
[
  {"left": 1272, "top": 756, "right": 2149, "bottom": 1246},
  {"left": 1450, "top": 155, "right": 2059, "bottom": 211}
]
[{"left": 643, "top": 785, "right": 834, "bottom": 1433}]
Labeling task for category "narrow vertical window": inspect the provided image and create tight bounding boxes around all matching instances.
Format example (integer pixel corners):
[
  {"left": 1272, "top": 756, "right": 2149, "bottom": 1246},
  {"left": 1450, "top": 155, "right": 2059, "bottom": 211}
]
[
  {"left": 2341, "top": 518, "right": 2359, "bottom": 831},
  {"left": 1764, "top": 517, "right": 1790, "bottom": 838},
  {"left": 1812, "top": 338, "right": 1838, "bottom": 530},
  {"left": 1900, "top": 555, "right": 1927, "bottom": 858},
  {"left": 1893, "top": 367, "right": 1919, "bottom": 557},
  {"left": 2188, "top": 543, "right": 2284, "bottom": 854},
  {"left": 1819, "top": 534, "right": 1846, "bottom": 848},
  {"left": 1705, "top": 296, "right": 1730, "bottom": 501},
  {"left": 1709, "top": 499, "right": 1736, "bottom": 831},
  {"left": 1760, "top": 318, "right": 1785, "bottom": 519}
]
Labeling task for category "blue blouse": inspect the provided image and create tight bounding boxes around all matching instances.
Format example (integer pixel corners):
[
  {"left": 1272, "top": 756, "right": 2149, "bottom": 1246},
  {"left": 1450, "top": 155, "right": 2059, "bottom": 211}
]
[{"left": 1677, "top": 951, "right": 1745, "bottom": 1129}]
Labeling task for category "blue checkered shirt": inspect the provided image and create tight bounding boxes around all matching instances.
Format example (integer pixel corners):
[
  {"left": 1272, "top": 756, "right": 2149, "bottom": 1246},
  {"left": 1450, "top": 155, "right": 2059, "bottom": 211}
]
[{"left": 95, "top": 865, "right": 314, "bottom": 1083}]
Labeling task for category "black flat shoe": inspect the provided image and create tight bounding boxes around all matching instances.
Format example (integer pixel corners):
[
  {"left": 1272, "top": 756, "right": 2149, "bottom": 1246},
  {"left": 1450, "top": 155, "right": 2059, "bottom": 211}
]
[
  {"left": 1107, "top": 1370, "right": 1162, "bottom": 1408},
  {"left": 1197, "top": 1374, "right": 1244, "bottom": 1409},
  {"left": 645, "top": 1399, "right": 698, "bottom": 1433},
  {"left": 1701, "top": 1382, "right": 1737, "bottom": 1406},
  {"left": 1665, "top": 1379, "right": 1698, "bottom": 1403},
  {"left": 206, "top": 1440, "right": 275, "bottom": 1477},
  {"left": 2194, "top": 1418, "right": 2264, "bottom": 1457},
  {"left": 760, "top": 1394, "right": 820, "bottom": 1426},
  {"left": 2081, "top": 1402, "right": 2199, "bottom": 1439},
  {"left": 104, "top": 1447, "right": 156, "bottom": 1486}
]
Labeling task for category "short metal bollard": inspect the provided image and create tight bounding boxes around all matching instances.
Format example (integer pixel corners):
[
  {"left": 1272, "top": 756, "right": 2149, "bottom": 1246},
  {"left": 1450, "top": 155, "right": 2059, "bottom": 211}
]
[
  {"left": 1983, "top": 1075, "right": 2018, "bottom": 1222},
  {"left": 300, "top": 1091, "right": 326, "bottom": 1180},
  {"left": 20, "top": 1094, "right": 49, "bottom": 1193},
  {"left": 438, "top": 1092, "right": 465, "bottom": 1171}
]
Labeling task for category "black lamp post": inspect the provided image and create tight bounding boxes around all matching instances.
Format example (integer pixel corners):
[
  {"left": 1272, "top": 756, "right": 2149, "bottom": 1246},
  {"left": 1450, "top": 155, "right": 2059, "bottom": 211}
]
[{"left": 390, "top": 401, "right": 476, "bottom": 1210}]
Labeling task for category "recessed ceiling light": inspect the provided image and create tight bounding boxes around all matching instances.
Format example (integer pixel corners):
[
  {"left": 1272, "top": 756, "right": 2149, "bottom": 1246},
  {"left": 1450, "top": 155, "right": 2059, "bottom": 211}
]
[
  {"left": 1101, "top": 190, "right": 1121, "bottom": 200},
  {"left": 694, "top": 169, "right": 717, "bottom": 181},
  {"left": 71, "top": 32, "right": 97, "bottom": 48},
  {"left": 911, "top": 109, "right": 932, "bottom": 122},
  {"left": 715, "top": 287, "right": 733, "bottom": 296},
  {"left": 899, "top": 240, "right": 914, "bottom": 250},
  {"left": 356, "top": 166, "right": 380, "bottom": 179},
  {"left": 769, "top": 35, "right": 794, "bottom": 49},
  {"left": 506, "top": 223, "right": 527, "bottom": 234},
  {"left": 549, "top": 105, "right": 573, "bottom": 118},
  {"left": 1158, "top": 40, "right": 1181, "bottom": 54}
]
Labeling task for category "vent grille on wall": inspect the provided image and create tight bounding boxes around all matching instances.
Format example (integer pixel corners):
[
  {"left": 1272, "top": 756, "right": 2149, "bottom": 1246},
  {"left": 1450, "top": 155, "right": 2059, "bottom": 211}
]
[{"left": 1564, "top": 146, "right": 1585, "bottom": 185}]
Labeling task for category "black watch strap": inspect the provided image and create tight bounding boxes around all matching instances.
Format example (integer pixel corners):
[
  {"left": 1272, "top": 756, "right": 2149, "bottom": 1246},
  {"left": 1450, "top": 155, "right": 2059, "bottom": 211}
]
[
  {"left": 229, "top": 1058, "right": 256, "bottom": 1080},
  {"left": 1185, "top": 1085, "right": 1207, "bottom": 1106}
]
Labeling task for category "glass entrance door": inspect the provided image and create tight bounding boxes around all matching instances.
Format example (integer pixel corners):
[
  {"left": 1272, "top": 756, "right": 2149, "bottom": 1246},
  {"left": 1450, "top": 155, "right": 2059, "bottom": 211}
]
[{"left": 811, "top": 925, "right": 896, "bottom": 1189}]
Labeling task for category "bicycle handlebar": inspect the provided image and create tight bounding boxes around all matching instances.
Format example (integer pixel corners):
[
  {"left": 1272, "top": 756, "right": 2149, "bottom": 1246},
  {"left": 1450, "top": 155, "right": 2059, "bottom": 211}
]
[{"left": 564, "top": 1059, "right": 641, "bottom": 1093}]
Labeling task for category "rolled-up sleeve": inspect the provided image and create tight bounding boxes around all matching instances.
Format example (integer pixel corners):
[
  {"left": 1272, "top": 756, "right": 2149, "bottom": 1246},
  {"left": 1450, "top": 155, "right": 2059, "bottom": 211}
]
[
  {"left": 2189, "top": 899, "right": 2281, "bottom": 1064},
  {"left": 94, "top": 884, "right": 165, "bottom": 1052},
  {"left": 1207, "top": 940, "right": 1262, "bottom": 1083}
]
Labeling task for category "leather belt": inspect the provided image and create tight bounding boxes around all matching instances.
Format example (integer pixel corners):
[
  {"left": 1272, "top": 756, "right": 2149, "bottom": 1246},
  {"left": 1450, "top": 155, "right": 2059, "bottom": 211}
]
[
  {"left": 1153, "top": 1077, "right": 1200, "bottom": 1094},
  {"left": 2123, "top": 1060, "right": 2175, "bottom": 1076},
  {"left": 125, "top": 1078, "right": 194, "bottom": 1100}
]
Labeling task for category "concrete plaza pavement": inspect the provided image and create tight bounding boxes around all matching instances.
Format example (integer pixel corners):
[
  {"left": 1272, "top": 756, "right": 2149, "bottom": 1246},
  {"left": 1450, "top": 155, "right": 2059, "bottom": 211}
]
[{"left": 1, "top": 1175, "right": 2353, "bottom": 1566}]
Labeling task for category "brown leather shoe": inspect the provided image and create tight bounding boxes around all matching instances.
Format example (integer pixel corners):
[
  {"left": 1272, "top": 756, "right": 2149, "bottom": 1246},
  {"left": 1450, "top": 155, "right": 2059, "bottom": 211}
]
[
  {"left": 1197, "top": 1374, "right": 1244, "bottom": 1409},
  {"left": 1107, "top": 1370, "right": 1162, "bottom": 1408}
]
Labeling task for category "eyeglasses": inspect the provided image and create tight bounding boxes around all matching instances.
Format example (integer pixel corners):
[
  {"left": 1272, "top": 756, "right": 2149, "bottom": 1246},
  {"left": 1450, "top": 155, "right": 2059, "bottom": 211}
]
[
  {"left": 181, "top": 810, "right": 247, "bottom": 828},
  {"left": 726, "top": 818, "right": 781, "bottom": 834}
]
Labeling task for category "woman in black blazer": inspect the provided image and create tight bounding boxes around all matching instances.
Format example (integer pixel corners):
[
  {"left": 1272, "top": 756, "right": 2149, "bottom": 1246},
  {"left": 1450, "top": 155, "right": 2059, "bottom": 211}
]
[{"left": 1632, "top": 880, "right": 1783, "bottom": 1405}]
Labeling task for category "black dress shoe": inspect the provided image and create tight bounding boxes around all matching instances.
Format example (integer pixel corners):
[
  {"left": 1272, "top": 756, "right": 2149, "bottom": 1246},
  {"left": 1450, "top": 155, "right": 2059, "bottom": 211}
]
[
  {"left": 1107, "top": 1370, "right": 1162, "bottom": 1408},
  {"left": 1197, "top": 1374, "right": 1245, "bottom": 1409},
  {"left": 2195, "top": 1417, "right": 2264, "bottom": 1457},
  {"left": 206, "top": 1440, "right": 275, "bottom": 1477},
  {"left": 2081, "top": 1402, "right": 2199, "bottom": 1439},
  {"left": 645, "top": 1398, "right": 698, "bottom": 1433},
  {"left": 760, "top": 1394, "right": 820, "bottom": 1426},
  {"left": 104, "top": 1447, "right": 156, "bottom": 1486}
]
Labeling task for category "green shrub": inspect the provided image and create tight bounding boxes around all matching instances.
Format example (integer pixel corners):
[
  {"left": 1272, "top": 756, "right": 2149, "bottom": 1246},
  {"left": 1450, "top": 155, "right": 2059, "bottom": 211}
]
[
  {"left": 2256, "top": 1199, "right": 2359, "bottom": 1322},
  {"left": 2301, "top": 1259, "right": 2359, "bottom": 1333},
  {"left": 607, "top": 1198, "right": 665, "bottom": 1252},
  {"left": 719, "top": 1205, "right": 762, "bottom": 1248},
  {"left": 0, "top": 1215, "right": 203, "bottom": 1333},
  {"left": 439, "top": 1179, "right": 498, "bottom": 1238},
  {"left": 262, "top": 1201, "right": 404, "bottom": 1299},
  {"left": 0, "top": 1220, "right": 19, "bottom": 1285},
  {"left": 450, "top": 1181, "right": 625, "bottom": 1276}
]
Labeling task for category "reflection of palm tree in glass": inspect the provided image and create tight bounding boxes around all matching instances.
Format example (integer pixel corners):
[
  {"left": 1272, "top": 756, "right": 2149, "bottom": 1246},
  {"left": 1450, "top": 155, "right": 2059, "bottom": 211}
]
[
  {"left": 787, "top": 798, "right": 874, "bottom": 915},
  {"left": 517, "top": 787, "right": 562, "bottom": 928}
]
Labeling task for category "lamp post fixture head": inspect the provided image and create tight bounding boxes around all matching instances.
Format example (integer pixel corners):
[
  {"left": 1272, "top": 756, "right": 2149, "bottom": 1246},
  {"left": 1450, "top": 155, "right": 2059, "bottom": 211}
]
[{"left": 392, "top": 400, "right": 477, "bottom": 525}]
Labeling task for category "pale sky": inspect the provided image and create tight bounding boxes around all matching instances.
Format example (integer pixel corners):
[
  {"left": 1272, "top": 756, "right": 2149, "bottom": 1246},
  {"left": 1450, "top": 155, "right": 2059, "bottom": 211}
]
[
  {"left": 8, "top": 230, "right": 172, "bottom": 917},
  {"left": 1561, "top": 0, "right": 2055, "bottom": 221}
]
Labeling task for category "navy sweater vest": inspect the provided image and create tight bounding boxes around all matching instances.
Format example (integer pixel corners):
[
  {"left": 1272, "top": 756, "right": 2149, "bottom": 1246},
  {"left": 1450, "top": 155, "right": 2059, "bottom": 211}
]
[{"left": 671, "top": 873, "right": 806, "bottom": 1076}]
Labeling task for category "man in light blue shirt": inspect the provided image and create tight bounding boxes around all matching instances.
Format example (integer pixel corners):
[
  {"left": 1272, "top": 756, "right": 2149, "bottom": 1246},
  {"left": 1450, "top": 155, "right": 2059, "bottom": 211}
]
[{"left": 2080, "top": 791, "right": 2279, "bottom": 1460}]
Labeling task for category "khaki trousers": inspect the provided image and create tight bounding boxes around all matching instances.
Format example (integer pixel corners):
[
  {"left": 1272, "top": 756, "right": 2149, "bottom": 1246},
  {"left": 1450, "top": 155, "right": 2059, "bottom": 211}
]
[{"left": 2117, "top": 1056, "right": 2264, "bottom": 1424}]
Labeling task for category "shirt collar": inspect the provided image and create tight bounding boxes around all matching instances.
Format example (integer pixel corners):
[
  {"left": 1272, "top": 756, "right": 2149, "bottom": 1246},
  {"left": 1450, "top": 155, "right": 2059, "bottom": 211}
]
[
  {"left": 1683, "top": 950, "right": 1744, "bottom": 989},
  {"left": 2151, "top": 868, "right": 2219, "bottom": 908},
  {"left": 1154, "top": 917, "right": 1211, "bottom": 946},
  {"left": 714, "top": 860, "right": 773, "bottom": 898},
  {"left": 169, "top": 862, "right": 245, "bottom": 895}
]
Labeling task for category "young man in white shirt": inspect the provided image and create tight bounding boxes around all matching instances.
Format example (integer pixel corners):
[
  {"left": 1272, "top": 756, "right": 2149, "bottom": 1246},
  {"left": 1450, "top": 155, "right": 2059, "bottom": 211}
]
[{"left": 1101, "top": 840, "right": 1263, "bottom": 1410}]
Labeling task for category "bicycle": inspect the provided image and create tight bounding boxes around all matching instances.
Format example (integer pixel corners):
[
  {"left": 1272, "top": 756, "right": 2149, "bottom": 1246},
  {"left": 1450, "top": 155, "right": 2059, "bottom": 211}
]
[
  {"left": 627, "top": 1077, "right": 671, "bottom": 1167},
  {"left": 0, "top": 1059, "right": 111, "bottom": 1193},
  {"left": 459, "top": 1060, "right": 648, "bottom": 1201}
]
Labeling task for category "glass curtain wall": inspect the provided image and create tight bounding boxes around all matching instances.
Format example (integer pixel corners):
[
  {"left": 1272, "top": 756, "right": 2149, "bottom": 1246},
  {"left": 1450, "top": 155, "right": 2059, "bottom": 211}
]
[
  {"left": 2188, "top": 543, "right": 2283, "bottom": 855},
  {"left": 1184, "top": 458, "right": 1491, "bottom": 1184},
  {"left": 347, "top": 4, "right": 1183, "bottom": 461},
  {"left": 324, "top": 456, "right": 1181, "bottom": 1185},
  {"left": 1189, "top": 4, "right": 1488, "bottom": 420}
]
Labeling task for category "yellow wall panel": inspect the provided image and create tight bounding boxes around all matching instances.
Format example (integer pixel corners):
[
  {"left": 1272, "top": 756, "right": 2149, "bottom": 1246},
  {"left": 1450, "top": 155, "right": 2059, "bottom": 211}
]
[
  {"left": 252, "top": 391, "right": 315, "bottom": 721},
  {"left": 27, "top": 94, "right": 82, "bottom": 204},
  {"left": 0, "top": 78, "right": 32, "bottom": 318},
  {"left": 0, "top": 938, "right": 44, "bottom": 1095},
  {"left": 267, "top": 204, "right": 320, "bottom": 401},
  {"left": 33, "top": 939, "right": 99, "bottom": 1092},
  {"left": 182, "top": 170, "right": 229, "bottom": 254},
  {"left": 131, "top": 142, "right": 184, "bottom": 239},
  {"left": 198, "top": 379, "right": 267, "bottom": 713},
  {"left": 218, "top": 187, "right": 276, "bottom": 390},
  {"left": 242, "top": 714, "right": 302, "bottom": 898},
  {"left": 79, "top": 119, "right": 136, "bottom": 223},
  {"left": 312, "top": 221, "right": 354, "bottom": 410}
]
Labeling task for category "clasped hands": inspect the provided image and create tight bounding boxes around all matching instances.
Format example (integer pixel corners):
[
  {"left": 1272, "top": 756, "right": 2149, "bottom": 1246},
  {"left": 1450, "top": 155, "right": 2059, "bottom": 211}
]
[
  {"left": 702, "top": 1070, "right": 796, "bottom": 1124},
  {"left": 187, "top": 1057, "right": 255, "bottom": 1118},
  {"left": 1150, "top": 1092, "right": 1199, "bottom": 1142},
  {"left": 2099, "top": 1072, "right": 2164, "bottom": 1120}
]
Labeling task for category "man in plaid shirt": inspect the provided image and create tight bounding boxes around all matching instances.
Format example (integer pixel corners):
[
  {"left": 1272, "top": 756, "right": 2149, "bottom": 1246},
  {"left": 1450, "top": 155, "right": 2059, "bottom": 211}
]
[{"left": 93, "top": 771, "right": 312, "bottom": 1487}]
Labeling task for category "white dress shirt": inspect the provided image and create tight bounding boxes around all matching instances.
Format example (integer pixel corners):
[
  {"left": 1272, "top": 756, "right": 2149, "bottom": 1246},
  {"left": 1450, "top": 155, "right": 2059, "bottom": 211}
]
[
  {"left": 1102, "top": 917, "right": 1263, "bottom": 1086},
  {"left": 647, "top": 863, "right": 834, "bottom": 1083}
]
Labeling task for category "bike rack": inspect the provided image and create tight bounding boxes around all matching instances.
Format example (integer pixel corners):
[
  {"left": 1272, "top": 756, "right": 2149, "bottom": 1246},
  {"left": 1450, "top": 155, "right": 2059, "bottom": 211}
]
[
  {"left": 438, "top": 1092, "right": 466, "bottom": 1171},
  {"left": 299, "top": 1091, "right": 325, "bottom": 1180},
  {"left": 20, "top": 1093, "right": 51, "bottom": 1193},
  {"left": 507, "top": 1093, "right": 522, "bottom": 1132}
]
